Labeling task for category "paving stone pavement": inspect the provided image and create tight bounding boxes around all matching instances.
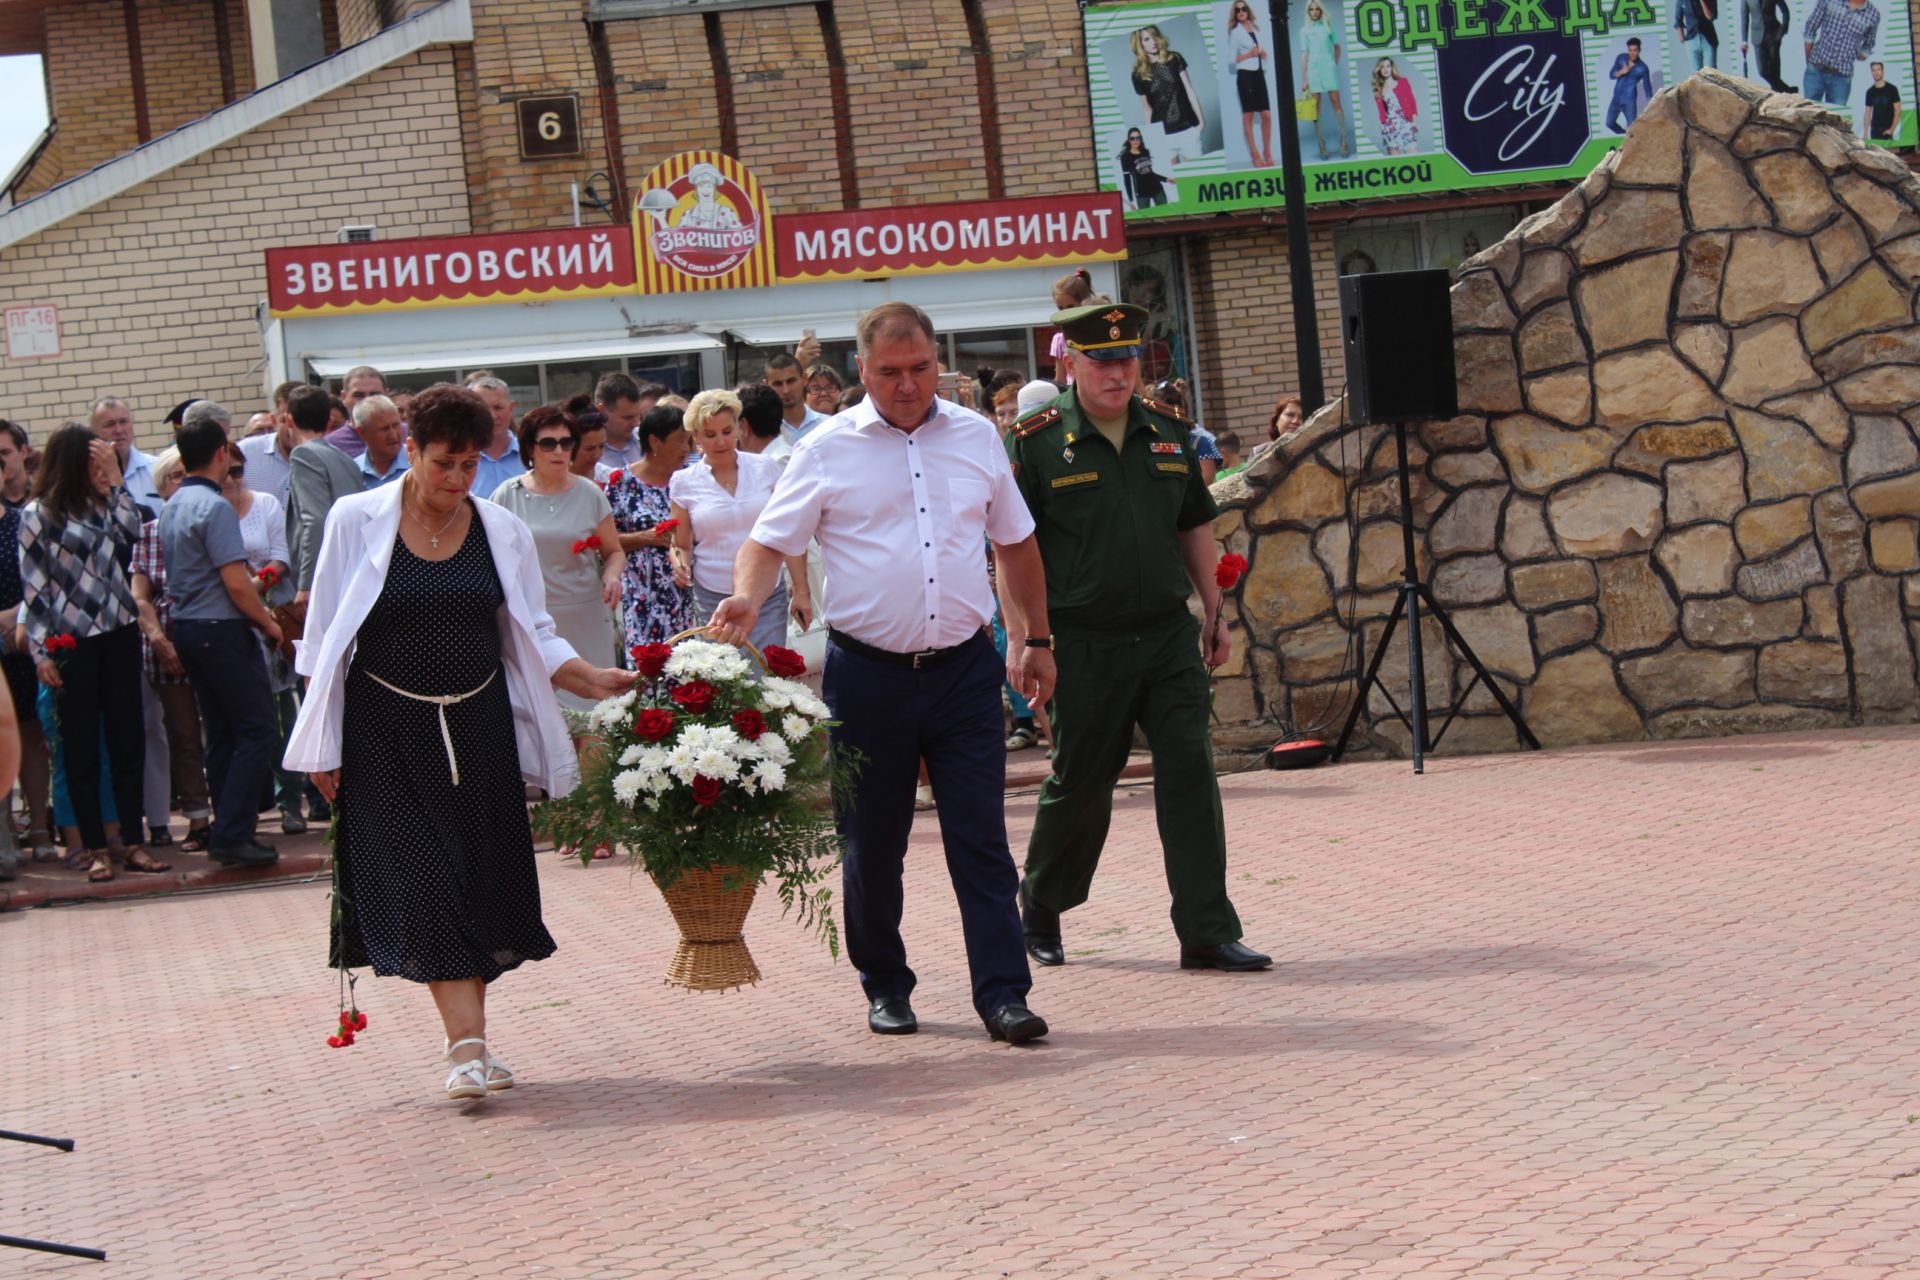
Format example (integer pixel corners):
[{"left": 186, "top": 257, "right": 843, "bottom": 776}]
[{"left": 5, "top": 726, "right": 1920, "bottom": 1279}]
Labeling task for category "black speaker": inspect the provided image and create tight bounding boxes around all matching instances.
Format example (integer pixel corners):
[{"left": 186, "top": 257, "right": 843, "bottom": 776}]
[{"left": 1338, "top": 268, "right": 1459, "bottom": 426}]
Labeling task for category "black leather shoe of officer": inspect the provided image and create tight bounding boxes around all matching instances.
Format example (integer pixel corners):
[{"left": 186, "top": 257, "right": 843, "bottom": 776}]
[
  {"left": 867, "top": 996, "right": 918, "bottom": 1035},
  {"left": 983, "top": 1003, "right": 1049, "bottom": 1044},
  {"left": 1179, "top": 941, "right": 1273, "bottom": 972},
  {"left": 1020, "top": 881, "right": 1064, "bottom": 967}
]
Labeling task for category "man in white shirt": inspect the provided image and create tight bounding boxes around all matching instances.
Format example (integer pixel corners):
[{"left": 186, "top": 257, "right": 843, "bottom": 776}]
[
  {"left": 466, "top": 374, "right": 523, "bottom": 500},
  {"left": 711, "top": 302, "right": 1058, "bottom": 1046},
  {"left": 352, "top": 396, "right": 409, "bottom": 487},
  {"left": 733, "top": 382, "right": 794, "bottom": 467},
  {"left": 90, "top": 396, "right": 161, "bottom": 518},
  {"left": 765, "top": 351, "right": 828, "bottom": 446},
  {"left": 594, "top": 372, "right": 663, "bottom": 472}
]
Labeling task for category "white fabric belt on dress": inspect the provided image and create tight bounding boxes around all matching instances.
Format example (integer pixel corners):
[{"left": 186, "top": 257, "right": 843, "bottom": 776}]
[{"left": 361, "top": 668, "right": 498, "bottom": 786}]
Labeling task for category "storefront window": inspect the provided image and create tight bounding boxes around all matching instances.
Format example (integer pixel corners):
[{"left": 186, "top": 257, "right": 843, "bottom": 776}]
[
  {"left": 731, "top": 341, "right": 857, "bottom": 388},
  {"left": 1117, "top": 240, "right": 1188, "bottom": 388},
  {"left": 1334, "top": 208, "right": 1521, "bottom": 278},
  {"left": 953, "top": 328, "right": 1030, "bottom": 384},
  {"left": 547, "top": 358, "right": 621, "bottom": 406}
]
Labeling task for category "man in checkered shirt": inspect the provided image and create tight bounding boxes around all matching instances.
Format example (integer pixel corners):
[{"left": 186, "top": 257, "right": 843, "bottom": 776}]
[{"left": 1801, "top": 0, "right": 1881, "bottom": 107}]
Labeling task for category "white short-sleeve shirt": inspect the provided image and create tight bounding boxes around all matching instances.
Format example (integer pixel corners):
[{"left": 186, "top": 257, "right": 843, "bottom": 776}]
[
  {"left": 751, "top": 396, "right": 1034, "bottom": 653},
  {"left": 669, "top": 449, "right": 783, "bottom": 595}
]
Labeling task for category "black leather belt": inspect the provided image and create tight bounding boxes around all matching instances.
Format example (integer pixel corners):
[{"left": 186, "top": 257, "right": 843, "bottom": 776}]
[{"left": 828, "top": 627, "right": 981, "bottom": 670}]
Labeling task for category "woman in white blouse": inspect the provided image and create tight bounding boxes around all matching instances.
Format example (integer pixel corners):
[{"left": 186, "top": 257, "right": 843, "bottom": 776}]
[{"left": 668, "top": 389, "right": 811, "bottom": 653}]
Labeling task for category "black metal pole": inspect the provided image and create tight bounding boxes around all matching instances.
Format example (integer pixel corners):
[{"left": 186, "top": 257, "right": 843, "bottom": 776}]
[
  {"left": 1266, "top": 0, "right": 1325, "bottom": 413},
  {"left": 0, "top": 1234, "right": 107, "bottom": 1261},
  {"left": 1394, "top": 423, "right": 1428, "bottom": 773},
  {"left": 0, "top": 1130, "right": 76, "bottom": 1152}
]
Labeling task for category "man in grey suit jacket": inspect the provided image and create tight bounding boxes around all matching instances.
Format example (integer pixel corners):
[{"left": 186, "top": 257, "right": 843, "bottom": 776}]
[{"left": 284, "top": 385, "right": 367, "bottom": 603}]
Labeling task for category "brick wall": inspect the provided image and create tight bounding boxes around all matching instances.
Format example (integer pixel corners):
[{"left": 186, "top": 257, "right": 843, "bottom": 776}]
[
  {"left": 1187, "top": 224, "right": 1346, "bottom": 440},
  {"left": 605, "top": 15, "right": 724, "bottom": 192},
  {"left": 979, "top": 0, "right": 1096, "bottom": 198},
  {"left": 142, "top": 0, "right": 239, "bottom": 136},
  {"left": 20, "top": 0, "right": 138, "bottom": 197},
  {"left": 720, "top": 6, "right": 839, "bottom": 214},
  {"left": 835, "top": 0, "right": 986, "bottom": 206},
  {"left": 459, "top": 0, "right": 612, "bottom": 232},
  {"left": 336, "top": 0, "right": 387, "bottom": 47},
  {"left": 0, "top": 50, "right": 471, "bottom": 450}
]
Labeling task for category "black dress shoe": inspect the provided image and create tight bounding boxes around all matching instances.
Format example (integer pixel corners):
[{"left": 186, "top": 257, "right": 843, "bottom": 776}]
[
  {"left": 984, "top": 1003, "right": 1049, "bottom": 1044},
  {"left": 1179, "top": 941, "right": 1273, "bottom": 972},
  {"left": 208, "top": 841, "right": 280, "bottom": 868},
  {"left": 1020, "top": 881, "right": 1065, "bottom": 967},
  {"left": 867, "top": 996, "right": 918, "bottom": 1035}
]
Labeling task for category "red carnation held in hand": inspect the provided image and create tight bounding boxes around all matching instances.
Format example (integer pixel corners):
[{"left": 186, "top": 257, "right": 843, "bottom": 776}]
[
  {"left": 731, "top": 708, "right": 767, "bottom": 741},
  {"left": 631, "top": 643, "right": 672, "bottom": 677},
  {"left": 634, "top": 708, "right": 676, "bottom": 742},
  {"left": 652, "top": 518, "right": 680, "bottom": 537},
  {"left": 691, "top": 774, "right": 723, "bottom": 807},
  {"left": 762, "top": 644, "right": 806, "bottom": 678},
  {"left": 670, "top": 680, "right": 717, "bottom": 714},
  {"left": 1215, "top": 553, "right": 1249, "bottom": 590}
]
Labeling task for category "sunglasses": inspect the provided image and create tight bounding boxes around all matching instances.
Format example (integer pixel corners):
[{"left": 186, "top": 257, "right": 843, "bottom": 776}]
[{"left": 533, "top": 436, "right": 576, "bottom": 452}]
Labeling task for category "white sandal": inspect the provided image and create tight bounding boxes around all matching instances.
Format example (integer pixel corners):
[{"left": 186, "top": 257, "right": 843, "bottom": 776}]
[
  {"left": 443, "top": 1037, "right": 490, "bottom": 1100},
  {"left": 444, "top": 1037, "right": 515, "bottom": 1092}
]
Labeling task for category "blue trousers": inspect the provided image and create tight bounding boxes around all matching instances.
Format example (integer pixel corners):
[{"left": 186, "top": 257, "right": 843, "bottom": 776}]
[
  {"left": 823, "top": 629, "right": 1031, "bottom": 1018},
  {"left": 173, "top": 618, "right": 278, "bottom": 848}
]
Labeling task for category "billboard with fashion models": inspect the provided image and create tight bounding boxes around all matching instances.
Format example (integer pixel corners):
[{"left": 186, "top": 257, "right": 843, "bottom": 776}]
[{"left": 1084, "top": 0, "right": 1915, "bottom": 219}]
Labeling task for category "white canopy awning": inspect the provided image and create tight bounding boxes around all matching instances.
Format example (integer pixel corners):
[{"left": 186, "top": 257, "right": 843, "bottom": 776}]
[
  {"left": 305, "top": 331, "right": 722, "bottom": 377},
  {"left": 725, "top": 298, "right": 1052, "bottom": 346}
]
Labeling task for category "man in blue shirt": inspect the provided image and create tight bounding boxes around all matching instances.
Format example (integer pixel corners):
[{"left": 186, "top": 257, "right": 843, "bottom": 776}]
[
  {"left": 1607, "top": 39, "right": 1654, "bottom": 131},
  {"left": 158, "top": 414, "right": 285, "bottom": 867},
  {"left": 352, "top": 396, "right": 410, "bottom": 488},
  {"left": 467, "top": 374, "right": 523, "bottom": 500}
]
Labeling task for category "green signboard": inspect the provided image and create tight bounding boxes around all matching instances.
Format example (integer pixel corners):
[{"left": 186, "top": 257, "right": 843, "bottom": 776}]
[{"left": 1087, "top": 0, "right": 1915, "bottom": 219}]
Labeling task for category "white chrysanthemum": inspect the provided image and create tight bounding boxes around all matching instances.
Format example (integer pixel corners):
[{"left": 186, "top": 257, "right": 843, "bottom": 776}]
[
  {"left": 754, "top": 760, "right": 788, "bottom": 793},
  {"left": 756, "top": 733, "right": 792, "bottom": 765},
  {"left": 691, "top": 749, "right": 741, "bottom": 781},
  {"left": 781, "top": 713, "right": 811, "bottom": 743},
  {"left": 759, "top": 676, "right": 811, "bottom": 710},
  {"left": 611, "top": 768, "right": 645, "bottom": 806},
  {"left": 677, "top": 723, "right": 741, "bottom": 757},
  {"left": 665, "top": 640, "right": 752, "bottom": 683},
  {"left": 643, "top": 795, "right": 661, "bottom": 811},
  {"left": 618, "top": 744, "right": 645, "bottom": 766},
  {"left": 634, "top": 745, "right": 670, "bottom": 777},
  {"left": 645, "top": 770, "right": 673, "bottom": 795},
  {"left": 664, "top": 743, "right": 698, "bottom": 782}
]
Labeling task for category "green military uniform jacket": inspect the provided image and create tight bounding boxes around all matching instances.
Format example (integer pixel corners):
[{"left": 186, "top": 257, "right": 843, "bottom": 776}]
[{"left": 1005, "top": 390, "right": 1218, "bottom": 632}]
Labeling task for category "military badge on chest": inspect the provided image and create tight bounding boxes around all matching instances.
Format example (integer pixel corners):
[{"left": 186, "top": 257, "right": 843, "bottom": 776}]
[{"left": 1149, "top": 441, "right": 1182, "bottom": 455}]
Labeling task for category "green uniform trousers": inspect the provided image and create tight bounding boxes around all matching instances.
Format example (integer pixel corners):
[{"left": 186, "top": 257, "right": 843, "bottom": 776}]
[{"left": 1022, "top": 609, "right": 1243, "bottom": 946}]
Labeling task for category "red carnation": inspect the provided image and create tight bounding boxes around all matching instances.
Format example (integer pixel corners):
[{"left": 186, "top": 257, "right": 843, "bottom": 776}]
[
  {"left": 652, "top": 518, "right": 680, "bottom": 537},
  {"left": 731, "top": 708, "right": 767, "bottom": 741},
  {"left": 607, "top": 469, "right": 624, "bottom": 485},
  {"left": 634, "top": 708, "right": 676, "bottom": 742},
  {"left": 353, "top": 1012, "right": 368, "bottom": 1030},
  {"left": 670, "top": 680, "right": 716, "bottom": 714},
  {"left": 572, "top": 535, "right": 601, "bottom": 555},
  {"left": 326, "top": 1035, "right": 344, "bottom": 1049},
  {"left": 631, "top": 643, "right": 671, "bottom": 677},
  {"left": 762, "top": 644, "right": 806, "bottom": 678},
  {"left": 1215, "top": 553, "right": 1249, "bottom": 591},
  {"left": 691, "top": 774, "right": 723, "bottom": 807},
  {"left": 571, "top": 539, "right": 587, "bottom": 555}
]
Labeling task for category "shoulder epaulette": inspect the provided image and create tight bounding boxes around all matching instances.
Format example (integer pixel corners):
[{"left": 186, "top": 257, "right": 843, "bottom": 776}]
[
  {"left": 1011, "top": 406, "right": 1061, "bottom": 439},
  {"left": 1140, "top": 396, "right": 1190, "bottom": 424}
]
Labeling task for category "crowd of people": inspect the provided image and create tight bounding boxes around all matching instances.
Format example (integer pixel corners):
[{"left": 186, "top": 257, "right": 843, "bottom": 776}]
[{"left": 0, "top": 271, "right": 1305, "bottom": 1098}]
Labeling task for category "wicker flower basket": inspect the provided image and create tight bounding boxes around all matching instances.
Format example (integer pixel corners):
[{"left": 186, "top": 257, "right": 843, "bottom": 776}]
[{"left": 653, "top": 865, "right": 762, "bottom": 992}]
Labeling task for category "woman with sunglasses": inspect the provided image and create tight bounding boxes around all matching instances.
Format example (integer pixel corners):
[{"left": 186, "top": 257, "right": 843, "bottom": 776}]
[
  {"left": 221, "top": 449, "right": 305, "bottom": 833},
  {"left": 488, "top": 405, "right": 622, "bottom": 718},
  {"left": 1227, "top": 1, "right": 1275, "bottom": 167}
]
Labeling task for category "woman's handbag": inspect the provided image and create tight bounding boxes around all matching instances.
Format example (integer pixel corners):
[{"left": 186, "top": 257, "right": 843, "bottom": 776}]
[
  {"left": 271, "top": 600, "right": 305, "bottom": 662},
  {"left": 1297, "top": 93, "right": 1319, "bottom": 122}
]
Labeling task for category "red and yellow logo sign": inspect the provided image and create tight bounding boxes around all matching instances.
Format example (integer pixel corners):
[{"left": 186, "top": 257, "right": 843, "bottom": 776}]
[{"left": 631, "top": 151, "right": 775, "bottom": 293}]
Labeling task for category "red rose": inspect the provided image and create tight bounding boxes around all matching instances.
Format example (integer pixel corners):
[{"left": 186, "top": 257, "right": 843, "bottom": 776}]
[
  {"left": 691, "top": 774, "right": 722, "bottom": 807},
  {"left": 731, "top": 708, "right": 767, "bottom": 741},
  {"left": 634, "top": 708, "right": 676, "bottom": 741},
  {"left": 763, "top": 644, "right": 806, "bottom": 678},
  {"left": 670, "top": 680, "right": 716, "bottom": 714},
  {"left": 631, "top": 643, "right": 672, "bottom": 676}
]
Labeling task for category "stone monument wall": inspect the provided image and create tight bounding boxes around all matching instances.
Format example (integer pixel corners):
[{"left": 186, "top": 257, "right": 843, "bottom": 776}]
[{"left": 1212, "top": 70, "right": 1920, "bottom": 755}]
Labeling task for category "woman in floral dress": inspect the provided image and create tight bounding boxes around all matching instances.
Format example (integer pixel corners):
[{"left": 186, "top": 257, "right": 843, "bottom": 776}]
[{"left": 605, "top": 404, "right": 695, "bottom": 649}]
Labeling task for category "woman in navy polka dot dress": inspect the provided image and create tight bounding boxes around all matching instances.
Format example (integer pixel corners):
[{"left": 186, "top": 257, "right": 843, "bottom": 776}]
[{"left": 286, "top": 384, "right": 637, "bottom": 1103}]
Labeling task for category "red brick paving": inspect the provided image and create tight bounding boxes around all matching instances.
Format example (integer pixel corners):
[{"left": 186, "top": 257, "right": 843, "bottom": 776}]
[{"left": 5, "top": 726, "right": 1920, "bottom": 1278}]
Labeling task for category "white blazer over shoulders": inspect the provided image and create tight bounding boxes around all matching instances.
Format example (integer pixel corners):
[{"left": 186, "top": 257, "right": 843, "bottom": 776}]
[{"left": 282, "top": 482, "right": 584, "bottom": 796}]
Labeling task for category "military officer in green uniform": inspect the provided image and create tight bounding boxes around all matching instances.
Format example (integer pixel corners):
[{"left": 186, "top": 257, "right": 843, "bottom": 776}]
[{"left": 1004, "top": 303, "right": 1269, "bottom": 973}]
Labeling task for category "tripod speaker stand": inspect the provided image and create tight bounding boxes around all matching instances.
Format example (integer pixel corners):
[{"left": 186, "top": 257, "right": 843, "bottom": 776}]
[{"left": 1327, "top": 269, "right": 1539, "bottom": 773}]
